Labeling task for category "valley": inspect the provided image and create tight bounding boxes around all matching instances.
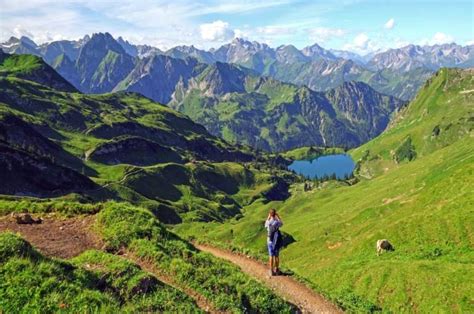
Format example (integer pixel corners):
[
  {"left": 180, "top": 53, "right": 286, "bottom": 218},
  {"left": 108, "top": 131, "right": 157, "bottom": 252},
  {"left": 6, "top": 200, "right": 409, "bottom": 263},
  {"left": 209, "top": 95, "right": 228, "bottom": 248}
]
[
  {"left": 174, "top": 68, "right": 474, "bottom": 312},
  {"left": 0, "top": 17, "right": 473, "bottom": 313}
]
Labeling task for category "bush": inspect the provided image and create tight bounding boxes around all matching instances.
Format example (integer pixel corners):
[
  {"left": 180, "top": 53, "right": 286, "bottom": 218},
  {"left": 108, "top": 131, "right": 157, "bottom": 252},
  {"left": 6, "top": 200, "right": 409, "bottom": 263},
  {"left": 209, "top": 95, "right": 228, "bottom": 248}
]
[
  {"left": 96, "top": 202, "right": 167, "bottom": 251},
  {"left": 0, "top": 234, "right": 118, "bottom": 312},
  {"left": 0, "top": 232, "right": 39, "bottom": 263},
  {"left": 0, "top": 198, "right": 103, "bottom": 216},
  {"left": 394, "top": 136, "right": 417, "bottom": 163}
]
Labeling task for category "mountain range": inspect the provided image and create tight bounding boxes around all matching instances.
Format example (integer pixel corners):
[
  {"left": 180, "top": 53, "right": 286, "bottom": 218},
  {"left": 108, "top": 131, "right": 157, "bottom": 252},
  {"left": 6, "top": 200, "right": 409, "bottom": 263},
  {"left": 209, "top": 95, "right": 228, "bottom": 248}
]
[
  {"left": 1, "top": 51, "right": 298, "bottom": 223},
  {"left": 2, "top": 33, "right": 472, "bottom": 100},
  {"left": 168, "top": 62, "right": 403, "bottom": 151},
  {"left": 2, "top": 33, "right": 472, "bottom": 151}
]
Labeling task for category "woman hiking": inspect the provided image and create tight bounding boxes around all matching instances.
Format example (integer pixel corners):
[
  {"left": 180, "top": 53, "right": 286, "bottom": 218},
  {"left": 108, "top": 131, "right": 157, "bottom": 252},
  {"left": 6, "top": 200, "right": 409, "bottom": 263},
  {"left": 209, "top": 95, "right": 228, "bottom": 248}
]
[{"left": 265, "top": 208, "right": 283, "bottom": 276}]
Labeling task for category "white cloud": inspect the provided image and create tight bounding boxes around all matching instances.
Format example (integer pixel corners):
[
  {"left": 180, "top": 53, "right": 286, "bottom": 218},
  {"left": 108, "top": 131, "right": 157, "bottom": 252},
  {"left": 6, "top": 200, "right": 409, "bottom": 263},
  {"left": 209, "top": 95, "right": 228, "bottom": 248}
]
[
  {"left": 465, "top": 40, "right": 474, "bottom": 46},
  {"left": 384, "top": 18, "right": 395, "bottom": 30},
  {"left": 308, "top": 27, "right": 346, "bottom": 43},
  {"left": 430, "top": 32, "right": 454, "bottom": 44},
  {"left": 393, "top": 38, "right": 410, "bottom": 48},
  {"left": 256, "top": 25, "right": 292, "bottom": 36},
  {"left": 187, "top": 0, "right": 291, "bottom": 17},
  {"left": 11, "top": 27, "right": 34, "bottom": 39},
  {"left": 342, "top": 33, "right": 376, "bottom": 54},
  {"left": 233, "top": 29, "right": 248, "bottom": 40},
  {"left": 199, "top": 20, "right": 235, "bottom": 42},
  {"left": 419, "top": 32, "right": 455, "bottom": 45},
  {"left": 353, "top": 33, "right": 370, "bottom": 49}
]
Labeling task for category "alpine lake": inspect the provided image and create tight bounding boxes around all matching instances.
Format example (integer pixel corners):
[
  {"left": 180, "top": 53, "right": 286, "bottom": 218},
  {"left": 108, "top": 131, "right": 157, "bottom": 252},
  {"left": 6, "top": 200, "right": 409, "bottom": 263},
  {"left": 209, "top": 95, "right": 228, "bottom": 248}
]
[{"left": 288, "top": 154, "right": 355, "bottom": 179}]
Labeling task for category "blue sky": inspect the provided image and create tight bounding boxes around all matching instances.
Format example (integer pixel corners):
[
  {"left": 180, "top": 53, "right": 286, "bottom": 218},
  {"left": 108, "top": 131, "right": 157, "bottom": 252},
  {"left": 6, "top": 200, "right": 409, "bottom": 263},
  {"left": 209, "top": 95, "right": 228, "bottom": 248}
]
[{"left": 0, "top": 0, "right": 472, "bottom": 53}]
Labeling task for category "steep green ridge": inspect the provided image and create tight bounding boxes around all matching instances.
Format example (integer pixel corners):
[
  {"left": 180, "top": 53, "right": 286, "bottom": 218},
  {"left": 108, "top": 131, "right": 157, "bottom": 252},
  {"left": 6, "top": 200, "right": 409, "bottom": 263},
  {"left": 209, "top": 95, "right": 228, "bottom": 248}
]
[
  {"left": 175, "top": 68, "right": 474, "bottom": 312},
  {"left": 170, "top": 62, "right": 404, "bottom": 151},
  {"left": 74, "top": 33, "right": 135, "bottom": 93},
  {"left": 352, "top": 67, "right": 474, "bottom": 177},
  {"left": 0, "top": 51, "right": 77, "bottom": 92},
  {"left": 0, "top": 53, "right": 291, "bottom": 223}
]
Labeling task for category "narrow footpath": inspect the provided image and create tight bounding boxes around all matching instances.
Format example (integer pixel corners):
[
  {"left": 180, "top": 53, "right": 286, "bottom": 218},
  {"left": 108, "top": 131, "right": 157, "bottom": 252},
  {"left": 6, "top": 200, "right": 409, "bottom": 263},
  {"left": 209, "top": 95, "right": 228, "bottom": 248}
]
[{"left": 195, "top": 243, "right": 342, "bottom": 314}]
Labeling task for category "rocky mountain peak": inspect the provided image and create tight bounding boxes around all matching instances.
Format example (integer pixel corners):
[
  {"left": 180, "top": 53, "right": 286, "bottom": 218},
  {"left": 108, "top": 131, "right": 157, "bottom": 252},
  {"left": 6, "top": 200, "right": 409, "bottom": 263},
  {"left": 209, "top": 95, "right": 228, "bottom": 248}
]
[
  {"left": 302, "top": 43, "right": 337, "bottom": 60},
  {"left": 199, "top": 62, "right": 246, "bottom": 95}
]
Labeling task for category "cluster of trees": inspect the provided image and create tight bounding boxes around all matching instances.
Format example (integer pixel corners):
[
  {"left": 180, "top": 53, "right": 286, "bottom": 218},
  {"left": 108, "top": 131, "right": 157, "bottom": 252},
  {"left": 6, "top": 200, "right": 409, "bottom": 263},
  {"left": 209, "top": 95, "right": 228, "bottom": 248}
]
[{"left": 301, "top": 172, "right": 356, "bottom": 191}]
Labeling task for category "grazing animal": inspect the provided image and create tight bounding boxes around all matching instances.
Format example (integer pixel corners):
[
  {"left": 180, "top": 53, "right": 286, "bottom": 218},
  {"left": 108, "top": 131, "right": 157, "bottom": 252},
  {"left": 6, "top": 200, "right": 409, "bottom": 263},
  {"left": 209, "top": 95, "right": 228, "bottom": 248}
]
[
  {"left": 11, "top": 213, "right": 42, "bottom": 224},
  {"left": 376, "top": 239, "right": 394, "bottom": 255}
]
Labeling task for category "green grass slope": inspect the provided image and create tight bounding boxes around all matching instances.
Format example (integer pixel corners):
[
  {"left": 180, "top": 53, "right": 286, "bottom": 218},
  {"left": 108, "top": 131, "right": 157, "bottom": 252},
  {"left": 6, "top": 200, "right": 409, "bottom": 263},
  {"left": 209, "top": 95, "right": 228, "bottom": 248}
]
[
  {"left": 352, "top": 68, "right": 474, "bottom": 178},
  {"left": 175, "top": 68, "right": 474, "bottom": 312},
  {"left": 0, "top": 51, "right": 77, "bottom": 92},
  {"left": 0, "top": 53, "right": 293, "bottom": 223},
  {"left": 0, "top": 232, "right": 199, "bottom": 312},
  {"left": 0, "top": 202, "right": 296, "bottom": 312}
]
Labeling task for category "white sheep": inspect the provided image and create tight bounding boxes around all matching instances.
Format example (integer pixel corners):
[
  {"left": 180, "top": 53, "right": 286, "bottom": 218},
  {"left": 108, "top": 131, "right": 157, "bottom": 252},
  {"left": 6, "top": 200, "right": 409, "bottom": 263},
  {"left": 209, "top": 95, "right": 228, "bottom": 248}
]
[{"left": 376, "top": 239, "right": 394, "bottom": 255}]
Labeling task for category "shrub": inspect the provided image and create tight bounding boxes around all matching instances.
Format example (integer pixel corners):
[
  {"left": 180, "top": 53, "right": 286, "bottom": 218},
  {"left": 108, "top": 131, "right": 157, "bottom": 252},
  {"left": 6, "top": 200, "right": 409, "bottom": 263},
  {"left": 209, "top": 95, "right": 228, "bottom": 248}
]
[
  {"left": 394, "top": 136, "right": 417, "bottom": 163},
  {"left": 0, "top": 232, "right": 39, "bottom": 263},
  {"left": 96, "top": 202, "right": 167, "bottom": 251}
]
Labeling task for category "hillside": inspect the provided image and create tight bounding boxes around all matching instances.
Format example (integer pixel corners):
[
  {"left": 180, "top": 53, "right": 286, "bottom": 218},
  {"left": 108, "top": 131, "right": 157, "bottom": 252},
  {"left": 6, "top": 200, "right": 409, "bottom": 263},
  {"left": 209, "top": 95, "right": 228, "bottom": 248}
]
[
  {"left": 175, "top": 68, "right": 474, "bottom": 312},
  {"left": 0, "top": 51, "right": 322, "bottom": 311},
  {"left": 0, "top": 52, "right": 292, "bottom": 223},
  {"left": 0, "top": 203, "right": 297, "bottom": 312},
  {"left": 169, "top": 62, "right": 404, "bottom": 151},
  {"left": 0, "top": 51, "right": 77, "bottom": 92}
]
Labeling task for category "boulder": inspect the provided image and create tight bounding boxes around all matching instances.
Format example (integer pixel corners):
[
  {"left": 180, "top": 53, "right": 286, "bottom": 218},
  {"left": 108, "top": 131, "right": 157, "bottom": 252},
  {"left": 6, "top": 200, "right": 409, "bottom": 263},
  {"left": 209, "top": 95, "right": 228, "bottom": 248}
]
[{"left": 13, "top": 213, "right": 42, "bottom": 224}]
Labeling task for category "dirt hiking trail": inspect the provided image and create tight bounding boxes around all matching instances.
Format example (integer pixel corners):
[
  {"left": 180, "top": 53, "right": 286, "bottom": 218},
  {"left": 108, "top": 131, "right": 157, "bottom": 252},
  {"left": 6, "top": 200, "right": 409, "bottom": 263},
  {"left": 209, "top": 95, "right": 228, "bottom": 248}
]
[
  {"left": 0, "top": 214, "right": 219, "bottom": 313},
  {"left": 0, "top": 214, "right": 341, "bottom": 313},
  {"left": 0, "top": 214, "right": 102, "bottom": 258},
  {"left": 195, "top": 243, "right": 342, "bottom": 314},
  {"left": 122, "top": 250, "right": 225, "bottom": 314}
]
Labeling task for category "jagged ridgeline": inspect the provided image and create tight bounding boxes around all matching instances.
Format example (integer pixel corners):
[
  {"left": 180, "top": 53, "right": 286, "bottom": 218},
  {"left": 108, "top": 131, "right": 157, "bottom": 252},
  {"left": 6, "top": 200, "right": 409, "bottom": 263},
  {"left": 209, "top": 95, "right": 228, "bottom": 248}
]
[
  {"left": 1, "top": 33, "right": 444, "bottom": 152},
  {"left": 6, "top": 33, "right": 472, "bottom": 103},
  {"left": 5, "top": 33, "right": 472, "bottom": 152},
  {"left": 0, "top": 51, "right": 293, "bottom": 223}
]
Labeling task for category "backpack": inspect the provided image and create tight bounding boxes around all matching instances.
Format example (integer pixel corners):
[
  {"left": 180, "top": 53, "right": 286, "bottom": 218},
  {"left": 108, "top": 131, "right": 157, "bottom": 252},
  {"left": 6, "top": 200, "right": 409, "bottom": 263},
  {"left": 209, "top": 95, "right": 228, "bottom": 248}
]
[{"left": 269, "top": 229, "right": 284, "bottom": 250}]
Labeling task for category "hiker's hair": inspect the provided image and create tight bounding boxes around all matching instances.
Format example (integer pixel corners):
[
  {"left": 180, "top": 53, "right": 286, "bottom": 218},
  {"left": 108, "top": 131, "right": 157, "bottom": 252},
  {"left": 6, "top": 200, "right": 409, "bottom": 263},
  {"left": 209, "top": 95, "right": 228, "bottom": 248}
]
[{"left": 269, "top": 208, "right": 276, "bottom": 216}]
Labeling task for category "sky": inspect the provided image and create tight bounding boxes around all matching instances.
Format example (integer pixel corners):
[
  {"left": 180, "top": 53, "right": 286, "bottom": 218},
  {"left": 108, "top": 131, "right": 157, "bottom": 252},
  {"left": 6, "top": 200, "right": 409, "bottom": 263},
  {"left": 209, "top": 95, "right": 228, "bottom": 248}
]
[{"left": 0, "top": 0, "right": 473, "bottom": 54}]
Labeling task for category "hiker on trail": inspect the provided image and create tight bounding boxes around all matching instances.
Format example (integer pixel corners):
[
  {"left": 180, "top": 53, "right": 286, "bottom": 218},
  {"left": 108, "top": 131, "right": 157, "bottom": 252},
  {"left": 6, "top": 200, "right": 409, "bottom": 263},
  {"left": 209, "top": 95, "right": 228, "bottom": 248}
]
[{"left": 265, "top": 208, "right": 283, "bottom": 276}]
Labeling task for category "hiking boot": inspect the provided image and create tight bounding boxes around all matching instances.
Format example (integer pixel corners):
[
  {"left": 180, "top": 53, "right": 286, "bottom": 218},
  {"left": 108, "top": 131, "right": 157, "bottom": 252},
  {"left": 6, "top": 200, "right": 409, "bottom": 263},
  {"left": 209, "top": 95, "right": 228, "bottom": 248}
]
[{"left": 275, "top": 268, "right": 282, "bottom": 276}]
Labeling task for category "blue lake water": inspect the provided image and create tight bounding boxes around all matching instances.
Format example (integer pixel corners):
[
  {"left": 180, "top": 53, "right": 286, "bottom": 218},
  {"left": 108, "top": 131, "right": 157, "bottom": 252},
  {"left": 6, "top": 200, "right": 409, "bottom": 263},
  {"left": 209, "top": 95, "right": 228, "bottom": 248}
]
[{"left": 288, "top": 154, "right": 355, "bottom": 179}]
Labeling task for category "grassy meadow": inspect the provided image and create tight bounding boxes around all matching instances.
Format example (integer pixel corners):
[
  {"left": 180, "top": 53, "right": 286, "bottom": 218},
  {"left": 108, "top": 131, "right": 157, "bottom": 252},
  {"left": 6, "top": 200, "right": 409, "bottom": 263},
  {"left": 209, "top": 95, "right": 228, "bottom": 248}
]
[{"left": 175, "top": 68, "right": 474, "bottom": 312}]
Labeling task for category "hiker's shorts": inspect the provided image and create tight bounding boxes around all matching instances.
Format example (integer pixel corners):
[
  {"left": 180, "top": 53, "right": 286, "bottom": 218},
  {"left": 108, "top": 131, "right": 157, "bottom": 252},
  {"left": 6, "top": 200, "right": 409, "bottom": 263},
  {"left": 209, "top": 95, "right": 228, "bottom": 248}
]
[{"left": 267, "top": 240, "right": 280, "bottom": 257}]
